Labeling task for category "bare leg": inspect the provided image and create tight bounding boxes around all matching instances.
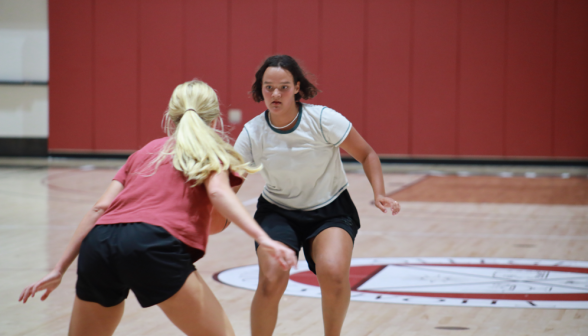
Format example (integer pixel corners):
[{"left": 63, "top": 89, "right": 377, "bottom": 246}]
[
  {"left": 158, "top": 271, "right": 235, "bottom": 336},
  {"left": 251, "top": 242, "right": 293, "bottom": 336},
  {"left": 311, "top": 227, "right": 354, "bottom": 336},
  {"left": 68, "top": 297, "right": 125, "bottom": 336}
]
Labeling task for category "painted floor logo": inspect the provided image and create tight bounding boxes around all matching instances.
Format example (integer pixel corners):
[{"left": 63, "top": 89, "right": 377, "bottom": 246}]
[{"left": 214, "top": 257, "right": 588, "bottom": 309}]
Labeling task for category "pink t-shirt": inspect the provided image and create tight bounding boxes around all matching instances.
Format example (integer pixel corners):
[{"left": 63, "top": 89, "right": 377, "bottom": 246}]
[{"left": 96, "top": 137, "right": 243, "bottom": 255}]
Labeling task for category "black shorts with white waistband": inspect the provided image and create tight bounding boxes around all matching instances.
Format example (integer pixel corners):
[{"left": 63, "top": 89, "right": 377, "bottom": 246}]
[
  {"left": 254, "top": 189, "right": 360, "bottom": 274},
  {"left": 76, "top": 222, "right": 203, "bottom": 308}
]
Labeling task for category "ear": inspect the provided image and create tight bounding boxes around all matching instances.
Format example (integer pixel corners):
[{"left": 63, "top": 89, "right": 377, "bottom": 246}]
[{"left": 295, "top": 81, "right": 300, "bottom": 94}]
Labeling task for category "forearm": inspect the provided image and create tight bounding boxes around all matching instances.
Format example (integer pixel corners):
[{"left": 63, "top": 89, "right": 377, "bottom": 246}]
[
  {"left": 53, "top": 208, "right": 104, "bottom": 274},
  {"left": 209, "top": 189, "right": 270, "bottom": 243},
  {"left": 361, "top": 151, "right": 386, "bottom": 198}
]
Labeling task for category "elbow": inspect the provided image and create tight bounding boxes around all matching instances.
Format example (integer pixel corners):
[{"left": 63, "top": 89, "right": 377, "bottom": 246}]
[
  {"left": 206, "top": 186, "right": 226, "bottom": 203},
  {"left": 91, "top": 202, "right": 110, "bottom": 217},
  {"left": 360, "top": 150, "right": 379, "bottom": 166}
]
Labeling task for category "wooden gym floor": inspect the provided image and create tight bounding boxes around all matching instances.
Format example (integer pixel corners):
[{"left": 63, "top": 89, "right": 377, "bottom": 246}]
[{"left": 1, "top": 158, "right": 587, "bottom": 335}]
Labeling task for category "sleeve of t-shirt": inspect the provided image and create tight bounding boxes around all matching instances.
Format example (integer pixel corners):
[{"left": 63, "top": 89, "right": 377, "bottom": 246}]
[
  {"left": 234, "top": 127, "right": 254, "bottom": 164},
  {"left": 320, "top": 107, "right": 352, "bottom": 146},
  {"left": 113, "top": 151, "right": 139, "bottom": 186}
]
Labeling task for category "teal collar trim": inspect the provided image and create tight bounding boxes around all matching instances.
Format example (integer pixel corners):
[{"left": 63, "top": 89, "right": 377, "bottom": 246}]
[{"left": 265, "top": 103, "right": 303, "bottom": 134}]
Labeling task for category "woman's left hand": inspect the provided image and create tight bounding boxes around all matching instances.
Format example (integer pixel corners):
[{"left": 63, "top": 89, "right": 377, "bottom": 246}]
[
  {"left": 19, "top": 269, "right": 63, "bottom": 304},
  {"left": 374, "top": 195, "right": 401, "bottom": 215}
]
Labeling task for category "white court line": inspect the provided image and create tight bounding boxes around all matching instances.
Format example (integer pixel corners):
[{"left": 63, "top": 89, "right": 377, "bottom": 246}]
[
  {"left": 242, "top": 198, "right": 258, "bottom": 206},
  {"left": 360, "top": 230, "right": 588, "bottom": 240}
]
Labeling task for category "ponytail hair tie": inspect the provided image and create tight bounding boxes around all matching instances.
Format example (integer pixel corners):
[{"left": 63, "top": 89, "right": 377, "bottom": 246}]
[{"left": 185, "top": 108, "right": 197, "bottom": 113}]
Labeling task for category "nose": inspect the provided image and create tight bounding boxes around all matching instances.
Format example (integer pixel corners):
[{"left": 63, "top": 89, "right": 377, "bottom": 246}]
[{"left": 271, "top": 88, "right": 281, "bottom": 98}]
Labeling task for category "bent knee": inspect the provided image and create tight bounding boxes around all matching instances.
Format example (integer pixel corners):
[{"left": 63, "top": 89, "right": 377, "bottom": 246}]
[
  {"left": 257, "top": 272, "right": 289, "bottom": 297},
  {"left": 316, "top": 264, "right": 349, "bottom": 288}
]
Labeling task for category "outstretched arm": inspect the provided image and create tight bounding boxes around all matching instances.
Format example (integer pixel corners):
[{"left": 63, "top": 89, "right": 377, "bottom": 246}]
[
  {"left": 204, "top": 170, "right": 296, "bottom": 270},
  {"left": 19, "top": 180, "right": 124, "bottom": 303},
  {"left": 340, "top": 127, "right": 400, "bottom": 215}
]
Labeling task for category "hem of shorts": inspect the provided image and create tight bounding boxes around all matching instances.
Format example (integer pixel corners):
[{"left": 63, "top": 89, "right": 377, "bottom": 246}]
[
  {"left": 261, "top": 184, "right": 349, "bottom": 211},
  {"left": 304, "top": 223, "right": 358, "bottom": 246},
  {"left": 75, "top": 293, "right": 127, "bottom": 308},
  {"left": 139, "top": 266, "right": 196, "bottom": 308}
]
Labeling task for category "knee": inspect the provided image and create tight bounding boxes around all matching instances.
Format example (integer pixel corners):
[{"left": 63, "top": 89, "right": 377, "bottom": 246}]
[
  {"left": 257, "top": 271, "right": 289, "bottom": 298},
  {"left": 316, "top": 264, "right": 349, "bottom": 293}
]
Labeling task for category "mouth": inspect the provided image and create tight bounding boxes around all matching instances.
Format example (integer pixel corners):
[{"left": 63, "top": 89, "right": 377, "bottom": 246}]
[{"left": 271, "top": 101, "right": 281, "bottom": 106}]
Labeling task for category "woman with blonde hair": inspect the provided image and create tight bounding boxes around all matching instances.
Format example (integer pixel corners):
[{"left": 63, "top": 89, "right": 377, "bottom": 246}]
[{"left": 19, "top": 80, "right": 297, "bottom": 336}]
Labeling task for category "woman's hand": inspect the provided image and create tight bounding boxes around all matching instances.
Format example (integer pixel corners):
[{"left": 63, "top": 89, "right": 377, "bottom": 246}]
[
  {"left": 19, "top": 269, "right": 63, "bottom": 304},
  {"left": 374, "top": 195, "right": 401, "bottom": 215},
  {"left": 257, "top": 237, "right": 298, "bottom": 271}
]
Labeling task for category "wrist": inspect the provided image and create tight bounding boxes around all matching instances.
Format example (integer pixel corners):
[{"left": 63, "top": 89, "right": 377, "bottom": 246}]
[
  {"left": 53, "top": 264, "right": 67, "bottom": 275},
  {"left": 255, "top": 234, "right": 272, "bottom": 246}
]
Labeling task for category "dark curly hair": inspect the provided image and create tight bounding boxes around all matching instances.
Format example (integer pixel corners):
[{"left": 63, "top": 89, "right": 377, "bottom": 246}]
[{"left": 250, "top": 55, "right": 319, "bottom": 103}]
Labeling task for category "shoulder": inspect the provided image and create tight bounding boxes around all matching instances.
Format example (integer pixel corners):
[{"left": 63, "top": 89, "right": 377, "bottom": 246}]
[
  {"left": 302, "top": 104, "right": 341, "bottom": 119},
  {"left": 301, "top": 104, "right": 347, "bottom": 125},
  {"left": 242, "top": 111, "right": 267, "bottom": 134},
  {"left": 140, "top": 137, "right": 168, "bottom": 153}
]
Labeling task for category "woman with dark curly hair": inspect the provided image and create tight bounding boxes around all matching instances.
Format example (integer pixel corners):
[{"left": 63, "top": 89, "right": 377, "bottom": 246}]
[{"left": 234, "top": 55, "right": 401, "bottom": 336}]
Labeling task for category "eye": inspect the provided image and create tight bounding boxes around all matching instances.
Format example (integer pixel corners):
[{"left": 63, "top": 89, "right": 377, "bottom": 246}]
[
  {"left": 265, "top": 85, "right": 272, "bottom": 91},
  {"left": 281, "top": 85, "right": 288, "bottom": 90}
]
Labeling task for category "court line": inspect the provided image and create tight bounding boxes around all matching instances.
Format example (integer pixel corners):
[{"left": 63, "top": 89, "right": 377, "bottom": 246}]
[
  {"left": 360, "top": 230, "right": 588, "bottom": 240},
  {"left": 242, "top": 198, "right": 258, "bottom": 206}
]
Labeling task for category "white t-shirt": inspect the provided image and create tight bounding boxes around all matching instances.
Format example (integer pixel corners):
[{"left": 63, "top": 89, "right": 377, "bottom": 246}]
[{"left": 234, "top": 103, "right": 352, "bottom": 211}]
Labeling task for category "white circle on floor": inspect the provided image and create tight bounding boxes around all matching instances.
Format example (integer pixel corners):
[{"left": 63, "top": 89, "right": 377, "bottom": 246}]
[{"left": 214, "top": 257, "right": 588, "bottom": 309}]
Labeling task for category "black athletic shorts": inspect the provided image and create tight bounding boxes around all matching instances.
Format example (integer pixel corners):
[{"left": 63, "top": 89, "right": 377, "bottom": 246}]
[
  {"left": 254, "top": 189, "right": 360, "bottom": 274},
  {"left": 76, "top": 222, "right": 202, "bottom": 308}
]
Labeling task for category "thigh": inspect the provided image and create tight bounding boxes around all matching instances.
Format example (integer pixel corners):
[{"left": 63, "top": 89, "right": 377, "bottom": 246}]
[
  {"left": 254, "top": 212, "right": 300, "bottom": 286},
  {"left": 69, "top": 296, "right": 125, "bottom": 336},
  {"left": 310, "top": 227, "right": 354, "bottom": 278},
  {"left": 303, "top": 216, "right": 358, "bottom": 274},
  {"left": 158, "top": 271, "right": 234, "bottom": 336}
]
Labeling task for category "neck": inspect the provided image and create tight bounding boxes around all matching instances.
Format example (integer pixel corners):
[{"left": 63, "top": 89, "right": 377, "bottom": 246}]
[{"left": 269, "top": 103, "right": 299, "bottom": 129}]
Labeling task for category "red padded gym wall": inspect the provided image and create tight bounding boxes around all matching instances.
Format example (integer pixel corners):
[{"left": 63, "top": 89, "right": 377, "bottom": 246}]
[
  {"left": 458, "top": 0, "right": 507, "bottom": 157},
  {"left": 94, "top": 0, "right": 139, "bottom": 151},
  {"left": 321, "top": 0, "right": 366, "bottom": 134},
  {"left": 139, "top": 0, "right": 184, "bottom": 146},
  {"left": 184, "top": 0, "right": 230, "bottom": 120},
  {"left": 412, "top": 0, "right": 459, "bottom": 156},
  {"left": 365, "top": 0, "right": 411, "bottom": 155},
  {"left": 48, "top": 0, "right": 588, "bottom": 159},
  {"left": 554, "top": 0, "right": 588, "bottom": 157},
  {"left": 505, "top": 0, "right": 555, "bottom": 157},
  {"left": 48, "top": 0, "right": 94, "bottom": 151}
]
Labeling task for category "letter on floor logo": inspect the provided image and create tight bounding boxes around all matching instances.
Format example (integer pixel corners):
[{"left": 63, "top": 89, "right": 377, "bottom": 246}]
[{"left": 214, "top": 258, "right": 588, "bottom": 309}]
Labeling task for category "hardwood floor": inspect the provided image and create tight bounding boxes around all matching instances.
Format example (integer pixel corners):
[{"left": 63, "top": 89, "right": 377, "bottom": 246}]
[{"left": 1, "top": 160, "right": 587, "bottom": 335}]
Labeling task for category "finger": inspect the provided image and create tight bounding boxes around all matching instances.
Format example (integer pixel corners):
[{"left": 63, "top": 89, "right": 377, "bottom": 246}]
[
  {"left": 392, "top": 202, "right": 401, "bottom": 215},
  {"left": 31, "top": 284, "right": 39, "bottom": 298},
  {"left": 41, "top": 288, "right": 53, "bottom": 301},
  {"left": 278, "top": 256, "right": 289, "bottom": 271},
  {"left": 374, "top": 201, "right": 386, "bottom": 213},
  {"left": 21, "top": 288, "right": 30, "bottom": 303}
]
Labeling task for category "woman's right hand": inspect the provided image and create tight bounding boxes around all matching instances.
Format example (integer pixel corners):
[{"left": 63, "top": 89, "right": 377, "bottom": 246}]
[
  {"left": 19, "top": 269, "right": 63, "bottom": 304},
  {"left": 257, "top": 237, "right": 298, "bottom": 271}
]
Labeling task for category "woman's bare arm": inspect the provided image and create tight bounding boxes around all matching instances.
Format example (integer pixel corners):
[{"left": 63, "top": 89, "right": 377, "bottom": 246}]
[{"left": 19, "top": 180, "right": 124, "bottom": 303}]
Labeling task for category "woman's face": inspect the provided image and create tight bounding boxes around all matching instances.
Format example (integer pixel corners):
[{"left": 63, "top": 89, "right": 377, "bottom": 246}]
[{"left": 261, "top": 67, "right": 300, "bottom": 114}]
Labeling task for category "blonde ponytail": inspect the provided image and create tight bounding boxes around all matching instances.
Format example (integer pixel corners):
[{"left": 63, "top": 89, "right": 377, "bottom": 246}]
[{"left": 152, "top": 80, "right": 260, "bottom": 185}]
